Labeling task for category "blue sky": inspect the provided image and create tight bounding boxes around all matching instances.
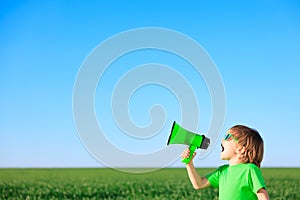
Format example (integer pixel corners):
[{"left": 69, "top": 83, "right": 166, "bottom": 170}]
[{"left": 1, "top": 0, "right": 299, "bottom": 168}]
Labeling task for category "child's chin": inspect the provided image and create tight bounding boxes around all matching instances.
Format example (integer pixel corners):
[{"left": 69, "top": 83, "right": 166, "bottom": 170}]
[{"left": 220, "top": 153, "right": 227, "bottom": 160}]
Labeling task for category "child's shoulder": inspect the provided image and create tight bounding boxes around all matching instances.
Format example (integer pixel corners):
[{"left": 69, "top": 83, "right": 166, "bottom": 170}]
[
  {"left": 216, "top": 163, "right": 260, "bottom": 173},
  {"left": 216, "top": 164, "right": 229, "bottom": 172},
  {"left": 236, "top": 163, "right": 262, "bottom": 175},
  {"left": 243, "top": 163, "right": 260, "bottom": 170},
  {"left": 219, "top": 163, "right": 259, "bottom": 170}
]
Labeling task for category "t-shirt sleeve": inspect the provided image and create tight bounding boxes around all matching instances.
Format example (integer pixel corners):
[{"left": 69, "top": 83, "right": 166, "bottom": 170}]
[
  {"left": 206, "top": 165, "right": 228, "bottom": 188},
  {"left": 249, "top": 164, "right": 267, "bottom": 193}
]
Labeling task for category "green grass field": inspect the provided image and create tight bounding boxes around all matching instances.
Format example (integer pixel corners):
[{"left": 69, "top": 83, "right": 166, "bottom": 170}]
[{"left": 0, "top": 168, "right": 299, "bottom": 199}]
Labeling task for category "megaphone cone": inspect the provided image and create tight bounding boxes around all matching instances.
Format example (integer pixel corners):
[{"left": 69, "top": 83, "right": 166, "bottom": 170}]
[{"left": 167, "top": 121, "right": 210, "bottom": 164}]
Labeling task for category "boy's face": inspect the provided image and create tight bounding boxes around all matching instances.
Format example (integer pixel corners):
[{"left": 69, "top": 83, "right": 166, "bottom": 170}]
[{"left": 220, "top": 132, "right": 239, "bottom": 160}]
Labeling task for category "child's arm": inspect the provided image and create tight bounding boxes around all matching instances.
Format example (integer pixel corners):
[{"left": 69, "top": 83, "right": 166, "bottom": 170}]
[
  {"left": 182, "top": 148, "right": 210, "bottom": 190},
  {"left": 256, "top": 188, "right": 270, "bottom": 200}
]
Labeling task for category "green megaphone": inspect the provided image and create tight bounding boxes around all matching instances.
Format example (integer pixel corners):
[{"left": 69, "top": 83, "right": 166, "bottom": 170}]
[{"left": 167, "top": 121, "right": 210, "bottom": 164}]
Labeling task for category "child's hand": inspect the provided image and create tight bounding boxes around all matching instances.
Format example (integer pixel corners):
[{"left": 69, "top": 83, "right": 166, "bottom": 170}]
[{"left": 182, "top": 148, "right": 196, "bottom": 161}]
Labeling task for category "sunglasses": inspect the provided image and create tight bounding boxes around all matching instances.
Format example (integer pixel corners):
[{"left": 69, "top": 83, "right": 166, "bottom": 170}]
[{"left": 224, "top": 133, "right": 238, "bottom": 142}]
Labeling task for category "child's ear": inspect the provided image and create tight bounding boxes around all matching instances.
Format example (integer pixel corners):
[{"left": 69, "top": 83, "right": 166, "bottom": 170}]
[{"left": 236, "top": 145, "right": 246, "bottom": 154}]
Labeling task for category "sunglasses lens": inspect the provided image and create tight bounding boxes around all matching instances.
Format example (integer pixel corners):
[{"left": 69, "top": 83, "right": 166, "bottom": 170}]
[
  {"left": 224, "top": 133, "right": 238, "bottom": 142},
  {"left": 224, "top": 134, "right": 230, "bottom": 140},
  {"left": 224, "top": 134, "right": 234, "bottom": 141}
]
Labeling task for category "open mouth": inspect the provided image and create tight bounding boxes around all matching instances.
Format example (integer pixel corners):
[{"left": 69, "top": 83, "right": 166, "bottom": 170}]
[{"left": 221, "top": 144, "right": 224, "bottom": 152}]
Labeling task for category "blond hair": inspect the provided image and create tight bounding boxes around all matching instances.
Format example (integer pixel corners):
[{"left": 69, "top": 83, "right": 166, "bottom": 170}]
[{"left": 229, "top": 125, "right": 264, "bottom": 167}]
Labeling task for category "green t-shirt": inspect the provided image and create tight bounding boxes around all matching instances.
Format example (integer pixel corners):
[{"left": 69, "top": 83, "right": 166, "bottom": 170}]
[{"left": 206, "top": 163, "right": 266, "bottom": 200}]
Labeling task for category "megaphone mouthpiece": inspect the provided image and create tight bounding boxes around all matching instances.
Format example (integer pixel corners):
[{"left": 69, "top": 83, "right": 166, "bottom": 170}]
[{"left": 199, "top": 136, "right": 210, "bottom": 149}]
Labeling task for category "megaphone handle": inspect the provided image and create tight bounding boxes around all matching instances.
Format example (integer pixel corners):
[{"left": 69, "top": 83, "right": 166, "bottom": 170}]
[{"left": 182, "top": 145, "right": 197, "bottom": 164}]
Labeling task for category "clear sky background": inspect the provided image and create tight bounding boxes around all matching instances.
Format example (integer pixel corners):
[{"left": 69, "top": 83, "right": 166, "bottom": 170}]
[{"left": 1, "top": 0, "right": 299, "bottom": 168}]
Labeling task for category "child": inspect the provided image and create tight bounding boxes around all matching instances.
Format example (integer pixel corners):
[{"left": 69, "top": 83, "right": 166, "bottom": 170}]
[{"left": 182, "top": 125, "right": 270, "bottom": 200}]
